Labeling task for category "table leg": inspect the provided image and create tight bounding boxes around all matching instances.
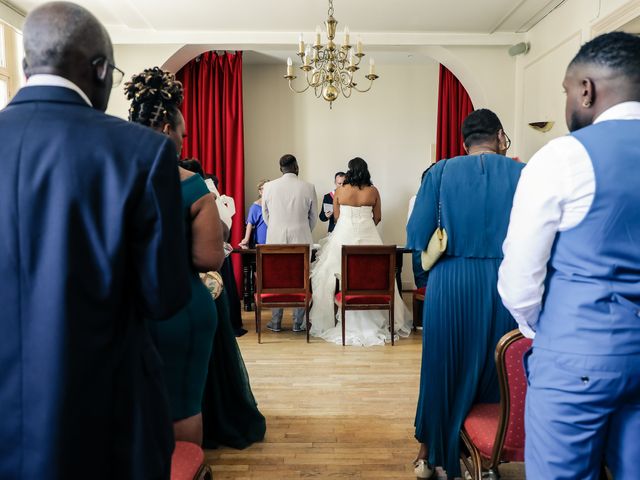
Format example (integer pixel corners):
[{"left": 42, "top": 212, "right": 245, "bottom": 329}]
[
  {"left": 242, "top": 255, "right": 252, "bottom": 311},
  {"left": 395, "top": 250, "right": 403, "bottom": 292}
]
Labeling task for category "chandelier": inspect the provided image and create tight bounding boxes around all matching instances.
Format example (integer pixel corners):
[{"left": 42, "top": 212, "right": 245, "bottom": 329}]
[{"left": 284, "top": 0, "right": 379, "bottom": 108}]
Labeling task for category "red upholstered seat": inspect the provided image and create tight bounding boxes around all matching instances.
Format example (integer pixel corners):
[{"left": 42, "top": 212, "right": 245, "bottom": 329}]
[
  {"left": 463, "top": 403, "right": 500, "bottom": 459},
  {"left": 171, "top": 441, "right": 205, "bottom": 480},
  {"left": 459, "top": 331, "right": 531, "bottom": 478},
  {"left": 254, "top": 245, "right": 312, "bottom": 343},
  {"left": 256, "top": 293, "right": 308, "bottom": 303},
  {"left": 335, "top": 292, "right": 391, "bottom": 305},
  {"left": 500, "top": 335, "right": 530, "bottom": 462}
]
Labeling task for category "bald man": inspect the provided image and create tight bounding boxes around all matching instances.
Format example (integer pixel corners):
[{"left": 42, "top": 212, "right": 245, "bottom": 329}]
[
  {"left": 0, "top": 2, "right": 190, "bottom": 479},
  {"left": 499, "top": 32, "right": 640, "bottom": 480}
]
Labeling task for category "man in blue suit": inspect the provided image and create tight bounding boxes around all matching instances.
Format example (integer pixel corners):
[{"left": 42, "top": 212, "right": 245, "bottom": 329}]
[
  {"left": 499, "top": 32, "right": 640, "bottom": 479},
  {"left": 0, "top": 3, "right": 191, "bottom": 479}
]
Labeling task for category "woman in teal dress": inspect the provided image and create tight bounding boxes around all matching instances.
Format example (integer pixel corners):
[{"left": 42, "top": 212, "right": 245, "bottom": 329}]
[
  {"left": 407, "top": 109, "right": 523, "bottom": 479},
  {"left": 125, "top": 68, "right": 225, "bottom": 445}
]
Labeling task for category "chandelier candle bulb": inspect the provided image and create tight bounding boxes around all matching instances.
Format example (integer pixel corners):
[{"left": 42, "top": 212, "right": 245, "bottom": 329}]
[
  {"left": 287, "top": 57, "right": 293, "bottom": 76},
  {"left": 344, "top": 26, "right": 350, "bottom": 45},
  {"left": 369, "top": 58, "right": 375, "bottom": 75},
  {"left": 357, "top": 38, "right": 363, "bottom": 55},
  {"left": 315, "top": 26, "right": 322, "bottom": 46},
  {"left": 298, "top": 33, "right": 304, "bottom": 54}
]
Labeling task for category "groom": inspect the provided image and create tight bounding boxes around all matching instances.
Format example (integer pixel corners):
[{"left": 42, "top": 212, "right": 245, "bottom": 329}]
[{"left": 262, "top": 154, "right": 318, "bottom": 331}]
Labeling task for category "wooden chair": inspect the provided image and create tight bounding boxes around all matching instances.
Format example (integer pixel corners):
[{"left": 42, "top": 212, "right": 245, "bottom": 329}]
[
  {"left": 254, "top": 244, "right": 311, "bottom": 343},
  {"left": 170, "top": 441, "right": 212, "bottom": 480},
  {"left": 412, "top": 286, "right": 425, "bottom": 330},
  {"left": 334, "top": 245, "right": 396, "bottom": 346},
  {"left": 459, "top": 329, "right": 532, "bottom": 479}
]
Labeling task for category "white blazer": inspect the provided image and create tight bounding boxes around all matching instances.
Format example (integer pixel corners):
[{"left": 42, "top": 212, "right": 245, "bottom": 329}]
[{"left": 262, "top": 173, "right": 318, "bottom": 244}]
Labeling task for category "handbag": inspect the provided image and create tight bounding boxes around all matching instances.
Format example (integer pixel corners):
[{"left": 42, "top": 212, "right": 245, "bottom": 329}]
[
  {"left": 200, "top": 271, "right": 225, "bottom": 299},
  {"left": 421, "top": 164, "right": 448, "bottom": 271}
]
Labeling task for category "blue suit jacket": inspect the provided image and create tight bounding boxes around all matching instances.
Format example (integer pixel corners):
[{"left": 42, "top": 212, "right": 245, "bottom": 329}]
[{"left": 0, "top": 86, "right": 191, "bottom": 479}]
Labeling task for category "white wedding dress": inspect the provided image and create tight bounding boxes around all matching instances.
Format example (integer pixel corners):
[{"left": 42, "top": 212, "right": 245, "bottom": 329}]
[{"left": 309, "top": 205, "right": 412, "bottom": 346}]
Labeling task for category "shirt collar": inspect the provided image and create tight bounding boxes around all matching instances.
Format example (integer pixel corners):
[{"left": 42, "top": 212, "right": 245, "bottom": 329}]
[
  {"left": 594, "top": 101, "right": 640, "bottom": 123},
  {"left": 25, "top": 74, "right": 93, "bottom": 107}
]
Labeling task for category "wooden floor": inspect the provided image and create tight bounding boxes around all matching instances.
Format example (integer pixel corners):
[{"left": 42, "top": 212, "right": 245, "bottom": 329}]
[{"left": 206, "top": 298, "right": 525, "bottom": 479}]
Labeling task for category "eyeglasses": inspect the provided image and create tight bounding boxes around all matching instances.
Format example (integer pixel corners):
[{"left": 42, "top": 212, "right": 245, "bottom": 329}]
[
  {"left": 91, "top": 57, "right": 125, "bottom": 89},
  {"left": 502, "top": 130, "right": 512, "bottom": 151}
]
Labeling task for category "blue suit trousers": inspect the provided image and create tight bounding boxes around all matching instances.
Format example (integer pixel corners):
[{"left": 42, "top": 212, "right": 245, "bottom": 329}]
[{"left": 525, "top": 348, "right": 640, "bottom": 480}]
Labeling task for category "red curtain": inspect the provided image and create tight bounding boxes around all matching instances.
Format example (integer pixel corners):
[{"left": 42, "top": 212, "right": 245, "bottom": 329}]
[
  {"left": 435, "top": 64, "right": 474, "bottom": 161},
  {"left": 177, "top": 51, "right": 245, "bottom": 290}
]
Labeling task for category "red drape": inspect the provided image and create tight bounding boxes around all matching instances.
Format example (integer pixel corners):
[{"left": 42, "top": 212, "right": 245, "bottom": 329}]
[
  {"left": 177, "top": 51, "right": 245, "bottom": 291},
  {"left": 435, "top": 64, "right": 474, "bottom": 161}
]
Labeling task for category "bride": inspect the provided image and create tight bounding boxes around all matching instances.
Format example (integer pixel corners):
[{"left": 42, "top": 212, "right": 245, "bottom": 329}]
[{"left": 309, "top": 157, "right": 412, "bottom": 346}]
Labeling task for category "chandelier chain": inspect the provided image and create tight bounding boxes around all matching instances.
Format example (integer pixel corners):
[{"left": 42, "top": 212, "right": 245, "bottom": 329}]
[{"left": 328, "top": 0, "right": 334, "bottom": 17}]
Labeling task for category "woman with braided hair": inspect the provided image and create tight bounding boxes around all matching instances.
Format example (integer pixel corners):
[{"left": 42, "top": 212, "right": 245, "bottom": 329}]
[{"left": 125, "top": 67, "right": 225, "bottom": 445}]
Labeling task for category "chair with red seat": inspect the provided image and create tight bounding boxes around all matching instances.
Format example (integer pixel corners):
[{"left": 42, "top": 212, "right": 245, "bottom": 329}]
[
  {"left": 254, "top": 244, "right": 311, "bottom": 343},
  {"left": 412, "top": 286, "right": 426, "bottom": 330},
  {"left": 459, "top": 329, "right": 532, "bottom": 479},
  {"left": 170, "top": 441, "right": 212, "bottom": 480},
  {"left": 334, "top": 245, "right": 396, "bottom": 346}
]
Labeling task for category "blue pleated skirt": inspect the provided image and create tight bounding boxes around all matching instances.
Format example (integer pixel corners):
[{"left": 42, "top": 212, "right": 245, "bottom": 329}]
[{"left": 414, "top": 256, "right": 516, "bottom": 477}]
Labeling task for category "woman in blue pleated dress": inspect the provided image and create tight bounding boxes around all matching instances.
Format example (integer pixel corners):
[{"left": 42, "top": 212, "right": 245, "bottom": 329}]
[{"left": 407, "top": 109, "right": 524, "bottom": 479}]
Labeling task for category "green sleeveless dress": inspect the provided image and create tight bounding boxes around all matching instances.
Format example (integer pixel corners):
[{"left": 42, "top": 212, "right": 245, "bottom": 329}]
[{"left": 150, "top": 174, "right": 218, "bottom": 421}]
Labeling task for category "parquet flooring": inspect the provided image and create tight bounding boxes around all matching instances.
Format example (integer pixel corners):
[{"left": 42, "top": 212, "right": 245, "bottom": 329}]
[{"left": 206, "top": 298, "right": 525, "bottom": 479}]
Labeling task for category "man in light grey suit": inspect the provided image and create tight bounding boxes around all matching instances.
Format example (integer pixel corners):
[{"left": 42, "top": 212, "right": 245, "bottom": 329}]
[{"left": 262, "top": 154, "right": 318, "bottom": 332}]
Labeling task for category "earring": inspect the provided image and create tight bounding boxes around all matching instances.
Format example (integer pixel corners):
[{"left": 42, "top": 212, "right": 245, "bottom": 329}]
[{"left": 583, "top": 99, "right": 592, "bottom": 108}]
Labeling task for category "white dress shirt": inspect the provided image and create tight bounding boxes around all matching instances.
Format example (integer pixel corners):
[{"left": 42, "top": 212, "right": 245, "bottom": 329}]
[
  {"left": 25, "top": 74, "right": 93, "bottom": 106},
  {"left": 498, "top": 101, "right": 640, "bottom": 338}
]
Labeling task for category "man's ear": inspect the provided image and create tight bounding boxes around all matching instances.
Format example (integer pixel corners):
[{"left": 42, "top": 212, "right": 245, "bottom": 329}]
[
  {"left": 22, "top": 58, "right": 30, "bottom": 78},
  {"left": 162, "top": 123, "right": 171, "bottom": 135}
]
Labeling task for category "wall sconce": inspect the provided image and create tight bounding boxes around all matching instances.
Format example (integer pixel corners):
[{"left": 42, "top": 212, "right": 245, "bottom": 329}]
[{"left": 528, "top": 121, "right": 554, "bottom": 132}]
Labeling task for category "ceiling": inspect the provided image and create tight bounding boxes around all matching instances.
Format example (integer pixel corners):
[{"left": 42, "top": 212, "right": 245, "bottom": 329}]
[{"left": 9, "top": 0, "right": 567, "bottom": 43}]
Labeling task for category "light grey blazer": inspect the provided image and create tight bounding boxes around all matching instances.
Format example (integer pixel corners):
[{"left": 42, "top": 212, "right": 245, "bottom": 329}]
[{"left": 262, "top": 173, "right": 318, "bottom": 244}]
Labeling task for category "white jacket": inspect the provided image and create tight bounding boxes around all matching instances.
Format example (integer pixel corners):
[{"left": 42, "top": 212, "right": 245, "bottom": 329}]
[{"left": 262, "top": 173, "right": 318, "bottom": 244}]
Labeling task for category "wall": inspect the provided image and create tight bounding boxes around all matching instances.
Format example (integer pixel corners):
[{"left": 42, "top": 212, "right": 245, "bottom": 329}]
[
  {"left": 107, "top": 44, "right": 183, "bottom": 119},
  {"left": 243, "top": 61, "right": 440, "bottom": 287},
  {"left": 515, "top": 0, "right": 640, "bottom": 161}
]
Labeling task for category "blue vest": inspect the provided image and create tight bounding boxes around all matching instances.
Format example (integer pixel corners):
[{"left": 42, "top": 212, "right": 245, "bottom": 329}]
[{"left": 535, "top": 119, "right": 640, "bottom": 355}]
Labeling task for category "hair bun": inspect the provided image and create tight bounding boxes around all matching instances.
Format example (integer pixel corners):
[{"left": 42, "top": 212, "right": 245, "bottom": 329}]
[{"left": 125, "top": 67, "right": 184, "bottom": 128}]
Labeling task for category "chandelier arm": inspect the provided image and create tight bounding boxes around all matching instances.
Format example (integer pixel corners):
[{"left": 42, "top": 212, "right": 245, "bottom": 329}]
[
  {"left": 288, "top": 79, "right": 312, "bottom": 94},
  {"left": 351, "top": 78, "right": 374, "bottom": 93}
]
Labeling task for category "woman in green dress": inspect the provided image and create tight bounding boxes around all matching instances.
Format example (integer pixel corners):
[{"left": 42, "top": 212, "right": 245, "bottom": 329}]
[{"left": 125, "top": 68, "right": 225, "bottom": 445}]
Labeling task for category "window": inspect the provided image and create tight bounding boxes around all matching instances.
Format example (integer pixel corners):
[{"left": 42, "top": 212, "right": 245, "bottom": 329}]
[
  {"left": 0, "top": 25, "right": 6, "bottom": 69},
  {"left": 0, "top": 75, "right": 8, "bottom": 109},
  {"left": 0, "top": 19, "right": 23, "bottom": 109}
]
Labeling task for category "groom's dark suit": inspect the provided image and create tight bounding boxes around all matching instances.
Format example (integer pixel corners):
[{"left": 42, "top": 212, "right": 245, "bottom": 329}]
[
  {"left": 0, "top": 86, "right": 191, "bottom": 480},
  {"left": 319, "top": 191, "right": 337, "bottom": 232}
]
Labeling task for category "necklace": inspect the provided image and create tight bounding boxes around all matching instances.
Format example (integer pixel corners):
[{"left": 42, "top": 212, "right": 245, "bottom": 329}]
[{"left": 469, "top": 150, "right": 497, "bottom": 155}]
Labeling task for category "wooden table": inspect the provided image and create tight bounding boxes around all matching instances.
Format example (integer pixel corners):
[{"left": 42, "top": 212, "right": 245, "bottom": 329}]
[{"left": 232, "top": 246, "right": 412, "bottom": 311}]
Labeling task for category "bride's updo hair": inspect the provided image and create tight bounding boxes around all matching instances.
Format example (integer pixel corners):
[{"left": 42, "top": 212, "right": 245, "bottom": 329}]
[
  {"left": 124, "top": 67, "right": 184, "bottom": 129},
  {"left": 344, "top": 157, "right": 373, "bottom": 189}
]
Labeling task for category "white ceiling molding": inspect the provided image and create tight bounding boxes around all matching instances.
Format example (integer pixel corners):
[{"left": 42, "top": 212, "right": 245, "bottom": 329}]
[{"left": 107, "top": 28, "right": 524, "bottom": 47}]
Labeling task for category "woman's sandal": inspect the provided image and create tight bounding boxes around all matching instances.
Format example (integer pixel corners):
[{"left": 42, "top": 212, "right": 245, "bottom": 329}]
[{"left": 413, "top": 458, "right": 434, "bottom": 479}]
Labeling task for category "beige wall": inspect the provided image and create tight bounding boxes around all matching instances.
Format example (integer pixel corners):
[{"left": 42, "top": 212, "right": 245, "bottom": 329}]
[
  {"left": 515, "top": 0, "right": 640, "bottom": 161},
  {"left": 243, "top": 62, "right": 439, "bottom": 286},
  {"left": 107, "top": 44, "right": 183, "bottom": 119}
]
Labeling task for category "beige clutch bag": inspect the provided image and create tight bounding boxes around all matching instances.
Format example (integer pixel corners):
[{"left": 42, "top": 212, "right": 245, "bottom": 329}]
[{"left": 421, "top": 227, "right": 447, "bottom": 271}]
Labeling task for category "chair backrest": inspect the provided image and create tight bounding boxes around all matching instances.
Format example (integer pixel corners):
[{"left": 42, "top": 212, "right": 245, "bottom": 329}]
[
  {"left": 256, "top": 244, "right": 310, "bottom": 295},
  {"left": 341, "top": 245, "right": 396, "bottom": 297},
  {"left": 492, "top": 329, "right": 532, "bottom": 464}
]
